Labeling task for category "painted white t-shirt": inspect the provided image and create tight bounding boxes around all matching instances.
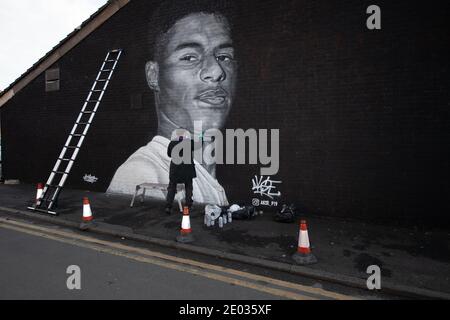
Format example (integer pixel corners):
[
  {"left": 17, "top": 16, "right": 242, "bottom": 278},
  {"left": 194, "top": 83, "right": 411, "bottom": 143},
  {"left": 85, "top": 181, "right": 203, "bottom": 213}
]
[{"left": 107, "top": 135, "right": 229, "bottom": 206}]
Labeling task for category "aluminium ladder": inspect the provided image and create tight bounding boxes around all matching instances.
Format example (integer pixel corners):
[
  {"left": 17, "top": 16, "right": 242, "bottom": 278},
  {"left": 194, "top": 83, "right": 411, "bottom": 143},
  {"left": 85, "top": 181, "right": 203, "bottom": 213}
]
[{"left": 28, "top": 49, "right": 123, "bottom": 215}]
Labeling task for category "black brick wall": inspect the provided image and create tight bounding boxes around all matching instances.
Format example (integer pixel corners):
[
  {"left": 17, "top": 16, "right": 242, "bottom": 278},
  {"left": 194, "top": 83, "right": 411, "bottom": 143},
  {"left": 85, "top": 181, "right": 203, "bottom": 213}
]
[{"left": 1, "top": 0, "right": 449, "bottom": 226}]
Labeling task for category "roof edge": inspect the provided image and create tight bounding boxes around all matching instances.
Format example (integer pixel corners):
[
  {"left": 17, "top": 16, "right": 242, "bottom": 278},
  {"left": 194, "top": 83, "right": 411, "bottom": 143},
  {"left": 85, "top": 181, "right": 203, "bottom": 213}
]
[{"left": 0, "top": 0, "right": 130, "bottom": 109}]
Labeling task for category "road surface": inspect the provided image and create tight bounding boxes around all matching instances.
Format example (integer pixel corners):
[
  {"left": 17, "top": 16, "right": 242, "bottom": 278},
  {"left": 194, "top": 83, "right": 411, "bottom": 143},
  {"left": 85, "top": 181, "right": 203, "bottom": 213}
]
[{"left": 0, "top": 216, "right": 357, "bottom": 300}]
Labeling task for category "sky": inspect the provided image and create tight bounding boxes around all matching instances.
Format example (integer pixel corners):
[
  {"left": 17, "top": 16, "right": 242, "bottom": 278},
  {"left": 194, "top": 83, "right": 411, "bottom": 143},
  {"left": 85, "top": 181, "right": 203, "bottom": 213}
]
[{"left": 0, "top": 0, "right": 108, "bottom": 91}]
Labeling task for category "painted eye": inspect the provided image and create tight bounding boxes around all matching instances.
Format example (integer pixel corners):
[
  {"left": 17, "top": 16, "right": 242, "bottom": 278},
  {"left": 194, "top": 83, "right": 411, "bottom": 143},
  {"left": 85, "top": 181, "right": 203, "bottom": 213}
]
[
  {"left": 180, "top": 55, "right": 197, "bottom": 62},
  {"left": 216, "top": 55, "right": 232, "bottom": 62}
]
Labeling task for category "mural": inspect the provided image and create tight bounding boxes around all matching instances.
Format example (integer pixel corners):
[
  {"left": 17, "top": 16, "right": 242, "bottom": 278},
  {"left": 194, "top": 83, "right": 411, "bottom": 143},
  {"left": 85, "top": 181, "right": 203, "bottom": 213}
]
[
  {"left": 2, "top": 0, "right": 448, "bottom": 222},
  {"left": 107, "top": 2, "right": 237, "bottom": 206}
]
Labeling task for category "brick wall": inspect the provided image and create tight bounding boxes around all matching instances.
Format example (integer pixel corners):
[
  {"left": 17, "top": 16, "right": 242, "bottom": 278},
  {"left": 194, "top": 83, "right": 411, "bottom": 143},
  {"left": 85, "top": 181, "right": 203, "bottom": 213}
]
[{"left": 1, "top": 0, "right": 449, "bottom": 226}]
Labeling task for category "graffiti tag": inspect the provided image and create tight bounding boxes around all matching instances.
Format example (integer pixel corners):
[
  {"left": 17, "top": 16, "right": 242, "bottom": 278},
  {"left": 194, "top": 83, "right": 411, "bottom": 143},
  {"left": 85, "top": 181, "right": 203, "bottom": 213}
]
[
  {"left": 251, "top": 175, "right": 281, "bottom": 199},
  {"left": 83, "top": 174, "right": 98, "bottom": 184}
]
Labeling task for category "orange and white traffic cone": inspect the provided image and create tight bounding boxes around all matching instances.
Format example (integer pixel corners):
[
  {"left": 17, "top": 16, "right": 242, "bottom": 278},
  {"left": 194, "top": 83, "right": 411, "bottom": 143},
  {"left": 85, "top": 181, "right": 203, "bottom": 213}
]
[
  {"left": 176, "top": 206, "right": 194, "bottom": 243},
  {"left": 292, "top": 220, "right": 317, "bottom": 265},
  {"left": 80, "top": 197, "right": 95, "bottom": 230},
  {"left": 35, "top": 183, "right": 44, "bottom": 203}
]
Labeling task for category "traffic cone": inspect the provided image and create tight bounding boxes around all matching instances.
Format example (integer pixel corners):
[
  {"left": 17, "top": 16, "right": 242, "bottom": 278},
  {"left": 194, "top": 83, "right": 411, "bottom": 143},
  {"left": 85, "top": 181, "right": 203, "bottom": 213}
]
[
  {"left": 35, "top": 183, "right": 44, "bottom": 203},
  {"left": 292, "top": 220, "right": 317, "bottom": 265},
  {"left": 80, "top": 197, "right": 95, "bottom": 230},
  {"left": 176, "top": 206, "right": 194, "bottom": 243}
]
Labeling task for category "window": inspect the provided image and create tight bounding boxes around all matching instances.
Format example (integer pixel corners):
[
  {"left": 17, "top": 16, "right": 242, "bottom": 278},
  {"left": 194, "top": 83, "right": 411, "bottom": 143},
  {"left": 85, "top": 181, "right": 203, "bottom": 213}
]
[{"left": 45, "top": 68, "right": 60, "bottom": 92}]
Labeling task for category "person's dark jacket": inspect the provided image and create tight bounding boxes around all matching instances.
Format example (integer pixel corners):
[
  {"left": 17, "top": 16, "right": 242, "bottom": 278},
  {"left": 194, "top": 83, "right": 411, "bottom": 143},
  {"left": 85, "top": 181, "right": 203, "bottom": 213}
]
[{"left": 167, "top": 139, "right": 197, "bottom": 183}]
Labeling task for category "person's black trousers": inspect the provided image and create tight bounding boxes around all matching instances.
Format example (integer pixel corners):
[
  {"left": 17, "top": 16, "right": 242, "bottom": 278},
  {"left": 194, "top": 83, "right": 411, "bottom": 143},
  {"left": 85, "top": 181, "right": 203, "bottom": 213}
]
[{"left": 166, "top": 179, "right": 193, "bottom": 209}]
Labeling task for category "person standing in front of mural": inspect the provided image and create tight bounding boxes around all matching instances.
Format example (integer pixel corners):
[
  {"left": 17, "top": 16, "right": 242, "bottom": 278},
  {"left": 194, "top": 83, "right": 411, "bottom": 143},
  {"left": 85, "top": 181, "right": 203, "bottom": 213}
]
[
  {"left": 107, "top": 1, "right": 237, "bottom": 207},
  {"left": 165, "top": 131, "right": 196, "bottom": 214}
]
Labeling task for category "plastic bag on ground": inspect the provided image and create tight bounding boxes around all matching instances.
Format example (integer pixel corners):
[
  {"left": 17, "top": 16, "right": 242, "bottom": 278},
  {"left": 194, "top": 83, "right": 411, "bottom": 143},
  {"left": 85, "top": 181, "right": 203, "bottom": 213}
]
[
  {"left": 231, "top": 205, "right": 256, "bottom": 220},
  {"left": 274, "top": 203, "right": 296, "bottom": 223}
]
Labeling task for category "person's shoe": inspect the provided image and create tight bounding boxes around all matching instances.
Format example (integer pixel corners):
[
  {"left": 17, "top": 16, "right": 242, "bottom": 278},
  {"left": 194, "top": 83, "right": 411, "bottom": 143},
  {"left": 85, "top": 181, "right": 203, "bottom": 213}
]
[{"left": 165, "top": 207, "right": 171, "bottom": 215}]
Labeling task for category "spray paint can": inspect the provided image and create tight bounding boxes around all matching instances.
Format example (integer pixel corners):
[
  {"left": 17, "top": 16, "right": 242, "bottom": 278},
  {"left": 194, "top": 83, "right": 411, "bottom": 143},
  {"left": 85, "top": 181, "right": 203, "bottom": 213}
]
[
  {"left": 211, "top": 218, "right": 215, "bottom": 226},
  {"left": 223, "top": 215, "right": 227, "bottom": 224},
  {"left": 218, "top": 217, "right": 223, "bottom": 228},
  {"left": 228, "top": 211, "right": 232, "bottom": 223},
  {"left": 206, "top": 215, "right": 211, "bottom": 227}
]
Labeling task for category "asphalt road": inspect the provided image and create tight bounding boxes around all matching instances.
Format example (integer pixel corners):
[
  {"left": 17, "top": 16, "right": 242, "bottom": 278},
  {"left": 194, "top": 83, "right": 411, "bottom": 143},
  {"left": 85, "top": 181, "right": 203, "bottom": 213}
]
[{"left": 0, "top": 218, "right": 356, "bottom": 300}]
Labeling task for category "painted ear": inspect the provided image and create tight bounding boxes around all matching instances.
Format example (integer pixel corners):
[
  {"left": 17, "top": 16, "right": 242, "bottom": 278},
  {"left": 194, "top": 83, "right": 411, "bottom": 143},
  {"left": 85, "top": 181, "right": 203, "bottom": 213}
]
[{"left": 145, "top": 61, "right": 160, "bottom": 91}]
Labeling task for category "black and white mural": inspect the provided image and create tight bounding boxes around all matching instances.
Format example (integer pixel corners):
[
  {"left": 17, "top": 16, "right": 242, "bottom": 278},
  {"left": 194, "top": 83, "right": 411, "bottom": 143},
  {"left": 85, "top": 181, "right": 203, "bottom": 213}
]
[
  {"left": 107, "top": 2, "right": 237, "bottom": 206},
  {"left": 2, "top": 0, "right": 449, "bottom": 223}
]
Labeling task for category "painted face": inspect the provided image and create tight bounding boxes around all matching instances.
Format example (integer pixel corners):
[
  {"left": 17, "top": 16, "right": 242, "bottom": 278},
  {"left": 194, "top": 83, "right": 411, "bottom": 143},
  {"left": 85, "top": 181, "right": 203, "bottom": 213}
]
[{"left": 155, "top": 13, "right": 237, "bottom": 133}]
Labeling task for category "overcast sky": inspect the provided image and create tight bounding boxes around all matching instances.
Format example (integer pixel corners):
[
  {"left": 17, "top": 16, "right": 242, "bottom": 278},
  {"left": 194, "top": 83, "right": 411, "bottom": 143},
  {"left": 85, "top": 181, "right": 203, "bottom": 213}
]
[{"left": 0, "top": 0, "right": 108, "bottom": 91}]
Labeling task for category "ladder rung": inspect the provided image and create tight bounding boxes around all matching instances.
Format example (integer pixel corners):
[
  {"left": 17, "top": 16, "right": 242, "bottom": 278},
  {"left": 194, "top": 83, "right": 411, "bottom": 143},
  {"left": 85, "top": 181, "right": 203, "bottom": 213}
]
[
  {"left": 27, "top": 206, "right": 57, "bottom": 215},
  {"left": 105, "top": 59, "right": 117, "bottom": 62},
  {"left": 53, "top": 171, "right": 67, "bottom": 175},
  {"left": 91, "top": 89, "right": 105, "bottom": 92},
  {"left": 58, "top": 158, "right": 72, "bottom": 161},
  {"left": 97, "top": 79, "right": 108, "bottom": 82},
  {"left": 76, "top": 122, "right": 90, "bottom": 125},
  {"left": 81, "top": 111, "right": 95, "bottom": 114},
  {"left": 100, "top": 69, "right": 112, "bottom": 72},
  {"left": 110, "top": 49, "right": 121, "bottom": 53},
  {"left": 70, "top": 134, "right": 84, "bottom": 137}
]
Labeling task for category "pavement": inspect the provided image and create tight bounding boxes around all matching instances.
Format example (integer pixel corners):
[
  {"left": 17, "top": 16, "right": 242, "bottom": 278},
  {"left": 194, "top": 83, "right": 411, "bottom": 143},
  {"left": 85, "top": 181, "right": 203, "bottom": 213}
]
[{"left": 0, "top": 183, "right": 449, "bottom": 299}]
